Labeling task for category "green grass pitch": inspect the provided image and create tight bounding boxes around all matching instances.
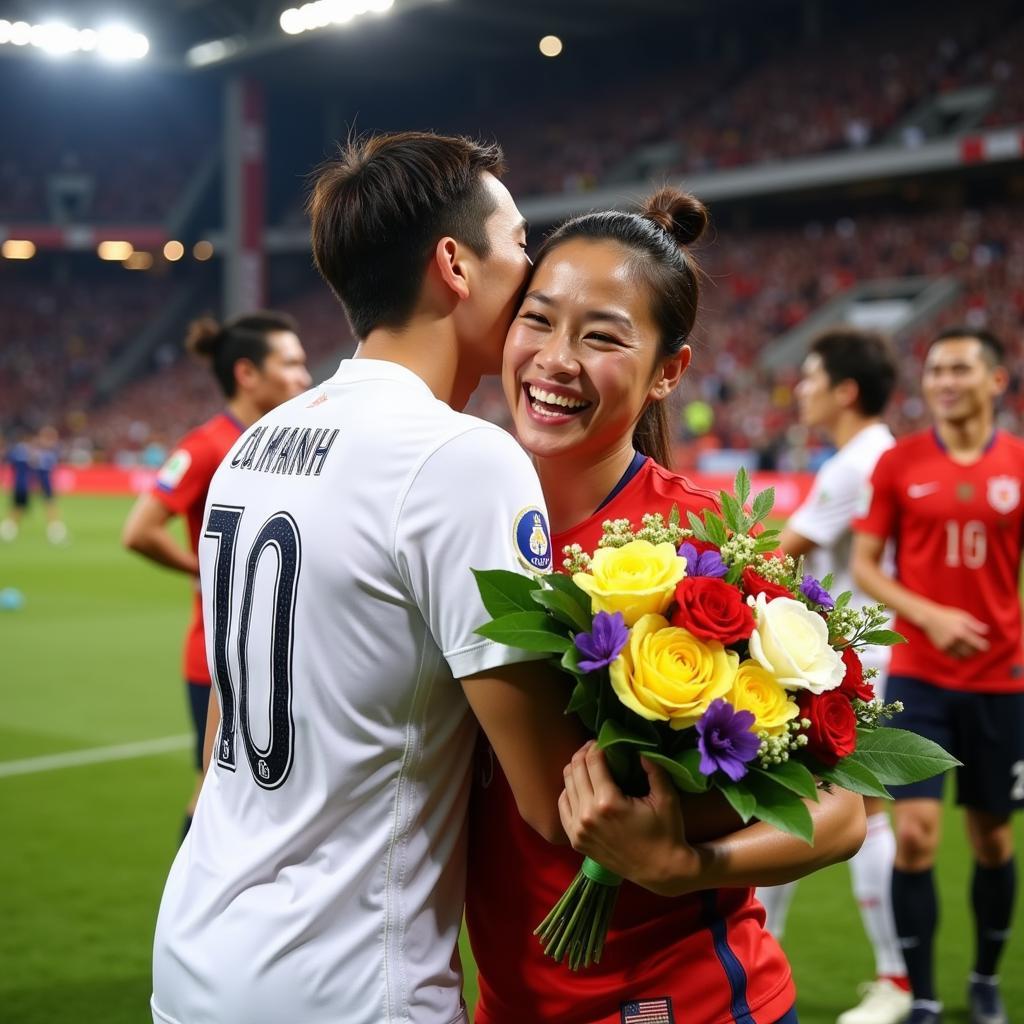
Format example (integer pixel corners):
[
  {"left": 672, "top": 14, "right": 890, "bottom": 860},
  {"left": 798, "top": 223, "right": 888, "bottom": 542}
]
[{"left": 2, "top": 496, "right": 1021, "bottom": 1023}]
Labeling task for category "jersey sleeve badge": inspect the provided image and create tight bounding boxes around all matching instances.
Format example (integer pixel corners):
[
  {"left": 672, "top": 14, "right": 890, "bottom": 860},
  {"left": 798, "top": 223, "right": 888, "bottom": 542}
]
[
  {"left": 987, "top": 475, "right": 1020, "bottom": 515},
  {"left": 156, "top": 448, "right": 192, "bottom": 491},
  {"left": 513, "top": 507, "right": 552, "bottom": 573}
]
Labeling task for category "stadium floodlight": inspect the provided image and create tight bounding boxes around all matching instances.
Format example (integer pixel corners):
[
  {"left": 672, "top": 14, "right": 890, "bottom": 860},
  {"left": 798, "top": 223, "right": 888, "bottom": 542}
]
[
  {"left": 96, "top": 25, "right": 149, "bottom": 61},
  {"left": 279, "top": 0, "right": 395, "bottom": 36},
  {"left": 163, "top": 240, "right": 185, "bottom": 261},
  {"left": 0, "top": 18, "right": 148, "bottom": 60},
  {"left": 539, "top": 35, "right": 563, "bottom": 58},
  {"left": 2, "top": 240, "right": 36, "bottom": 260},
  {"left": 98, "top": 240, "right": 134, "bottom": 261},
  {"left": 186, "top": 36, "right": 244, "bottom": 67}
]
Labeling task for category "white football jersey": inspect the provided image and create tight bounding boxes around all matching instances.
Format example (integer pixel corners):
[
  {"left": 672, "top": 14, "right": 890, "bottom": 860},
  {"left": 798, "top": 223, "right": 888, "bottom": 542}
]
[
  {"left": 151, "top": 359, "right": 552, "bottom": 1024},
  {"left": 788, "top": 422, "right": 895, "bottom": 676}
]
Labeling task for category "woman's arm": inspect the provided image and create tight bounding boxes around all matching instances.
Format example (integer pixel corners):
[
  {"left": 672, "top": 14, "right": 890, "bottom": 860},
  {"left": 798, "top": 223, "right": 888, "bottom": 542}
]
[{"left": 560, "top": 742, "right": 866, "bottom": 897}]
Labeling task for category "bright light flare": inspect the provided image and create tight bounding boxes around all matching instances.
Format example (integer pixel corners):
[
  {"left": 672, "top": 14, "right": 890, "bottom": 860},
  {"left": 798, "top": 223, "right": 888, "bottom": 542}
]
[
  {"left": 279, "top": 0, "right": 395, "bottom": 35},
  {"left": 2, "top": 240, "right": 36, "bottom": 260},
  {"left": 0, "top": 19, "right": 147, "bottom": 59},
  {"left": 539, "top": 35, "right": 563, "bottom": 58},
  {"left": 163, "top": 241, "right": 185, "bottom": 262},
  {"left": 193, "top": 241, "right": 214, "bottom": 261},
  {"left": 98, "top": 241, "right": 134, "bottom": 261},
  {"left": 123, "top": 251, "right": 154, "bottom": 271}
]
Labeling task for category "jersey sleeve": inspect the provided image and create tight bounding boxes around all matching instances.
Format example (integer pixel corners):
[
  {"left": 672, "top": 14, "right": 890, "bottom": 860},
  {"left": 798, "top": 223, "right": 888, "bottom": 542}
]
[
  {"left": 394, "top": 426, "right": 552, "bottom": 679},
  {"left": 852, "top": 447, "right": 899, "bottom": 540},
  {"left": 788, "top": 456, "right": 861, "bottom": 548},
  {"left": 152, "top": 434, "right": 213, "bottom": 516}
]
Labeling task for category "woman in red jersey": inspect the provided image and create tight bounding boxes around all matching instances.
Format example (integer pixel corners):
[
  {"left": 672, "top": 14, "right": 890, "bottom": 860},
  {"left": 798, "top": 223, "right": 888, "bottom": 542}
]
[
  {"left": 122, "top": 311, "right": 311, "bottom": 840},
  {"left": 466, "top": 189, "right": 865, "bottom": 1024}
]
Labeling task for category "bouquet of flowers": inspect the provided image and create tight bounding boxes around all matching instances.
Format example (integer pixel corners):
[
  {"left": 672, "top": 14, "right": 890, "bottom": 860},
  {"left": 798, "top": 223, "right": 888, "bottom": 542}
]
[{"left": 473, "top": 469, "right": 958, "bottom": 971}]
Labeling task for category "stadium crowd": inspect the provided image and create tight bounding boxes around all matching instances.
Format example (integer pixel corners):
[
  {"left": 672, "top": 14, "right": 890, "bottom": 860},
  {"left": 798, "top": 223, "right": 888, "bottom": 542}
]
[{"left": 5, "top": 201, "right": 1018, "bottom": 470}]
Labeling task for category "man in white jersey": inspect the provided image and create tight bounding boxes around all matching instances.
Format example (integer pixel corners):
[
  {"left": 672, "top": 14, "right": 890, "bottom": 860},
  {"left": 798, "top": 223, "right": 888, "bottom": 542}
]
[
  {"left": 151, "top": 133, "right": 586, "bottom": 1024},
  {"left": 755, "top": 329, "right": 908, "bottom": 1024}
]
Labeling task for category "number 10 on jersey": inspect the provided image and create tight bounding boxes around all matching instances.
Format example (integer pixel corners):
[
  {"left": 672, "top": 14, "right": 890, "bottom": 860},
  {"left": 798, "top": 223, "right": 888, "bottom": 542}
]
[{"left": 204, "top": 505, "right": 302, "bottom": 790}]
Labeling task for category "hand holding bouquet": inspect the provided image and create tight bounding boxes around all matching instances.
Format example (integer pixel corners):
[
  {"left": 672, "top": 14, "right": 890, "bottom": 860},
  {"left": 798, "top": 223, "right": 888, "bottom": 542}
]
[{"left": 473, "top": 469, "right": 959, "bottom": 970}]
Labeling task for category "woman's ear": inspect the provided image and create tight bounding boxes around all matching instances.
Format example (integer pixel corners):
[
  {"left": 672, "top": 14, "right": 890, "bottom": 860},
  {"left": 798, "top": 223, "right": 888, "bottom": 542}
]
[
  {"left": 649, "top": 344, "right": 692, "bottom": 401},
  {"left": 433, "top": 236, "right": 471, "bottom": 301}
]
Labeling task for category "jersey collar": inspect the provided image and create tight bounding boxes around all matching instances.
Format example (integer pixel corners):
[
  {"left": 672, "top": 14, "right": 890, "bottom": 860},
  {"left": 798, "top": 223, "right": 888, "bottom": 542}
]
[
  {"left": 931, "top": 426, "right": 998, "bottom": 455},
  {"left": 595, "top": 450, "right": 648, "bottom": 513}
]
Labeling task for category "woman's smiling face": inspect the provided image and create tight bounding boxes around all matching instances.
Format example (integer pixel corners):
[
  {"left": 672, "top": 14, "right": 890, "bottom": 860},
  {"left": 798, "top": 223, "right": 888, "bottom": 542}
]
[{"left": 503, "top": 237, "right": 685, "bottom": 462}]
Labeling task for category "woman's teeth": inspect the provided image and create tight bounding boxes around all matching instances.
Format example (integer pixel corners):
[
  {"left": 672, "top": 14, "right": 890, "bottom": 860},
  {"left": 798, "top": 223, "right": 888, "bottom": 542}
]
[{"left": 527, "top": 385, "right": 588, "bottom": 411}]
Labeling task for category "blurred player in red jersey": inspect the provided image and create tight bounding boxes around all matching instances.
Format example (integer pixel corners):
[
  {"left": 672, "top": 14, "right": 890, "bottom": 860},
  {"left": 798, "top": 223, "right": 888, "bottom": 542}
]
[
  {"left": 852, "top": 328, "right": 1024, "bottom": 1024},
  {"left": 758, "top": 330, "right": 910, "bottom": 1024},
  {"left": 122, "top": 312, "right": 311, "bottom": 839},
  {"left": 466, "top": 189, "right": 867, "bottom": 1024}
]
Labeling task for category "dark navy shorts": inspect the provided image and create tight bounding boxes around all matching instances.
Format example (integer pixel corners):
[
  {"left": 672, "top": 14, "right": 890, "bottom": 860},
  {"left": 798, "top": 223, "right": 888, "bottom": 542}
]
[
  {"left": 36, "top": 469, "right": 53, "bottom": 501},
  {"left": 186, "top": 680, "right": 212, "bottom": 771},
  {"left": 886, "top": 675, "right": 1024, "bottom": 815}
]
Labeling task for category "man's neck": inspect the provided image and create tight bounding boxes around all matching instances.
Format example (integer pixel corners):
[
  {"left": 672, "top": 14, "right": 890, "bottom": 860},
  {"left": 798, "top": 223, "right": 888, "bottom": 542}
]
[
  {"left": 226, "top": 396, "right": 263, "bottom": 429},
  {"left": 934, "top": 411, "right": 995, "bottom": 463},
  {"left": 832, "top": 412, "right": 883, "bottom": 450},
  {"left": 356, "top": 318, "right": 479, "bottom": 410},
  {"left": 535, "top": 441, "right": 637, "bottom": 535}
]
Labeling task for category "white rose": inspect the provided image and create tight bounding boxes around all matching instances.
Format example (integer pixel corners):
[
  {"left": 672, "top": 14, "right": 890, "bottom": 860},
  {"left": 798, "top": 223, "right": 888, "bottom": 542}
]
[{"left": 748, "top": 593, "right": 845, "bottom": 694}]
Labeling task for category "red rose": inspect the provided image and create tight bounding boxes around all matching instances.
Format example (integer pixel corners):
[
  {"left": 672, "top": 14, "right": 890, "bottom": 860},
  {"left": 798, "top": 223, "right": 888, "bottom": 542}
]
[
  {"left": 797, "top": 689, "right": 857, "bottom": 767},
  {"left": 839, "top": 647, "right": 875, "bottom": 702},
  {"left": 671, "top": 576, "right": 755, "bottom": 645},
  {"left": 741, "top": 566, "right": 791, "bottom": 603}
]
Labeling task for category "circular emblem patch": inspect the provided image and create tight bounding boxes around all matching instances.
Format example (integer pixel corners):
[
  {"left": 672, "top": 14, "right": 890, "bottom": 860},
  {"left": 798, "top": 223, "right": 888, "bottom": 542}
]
[{"left": 513, "top": 506, "right": 552, "bottom": 573}]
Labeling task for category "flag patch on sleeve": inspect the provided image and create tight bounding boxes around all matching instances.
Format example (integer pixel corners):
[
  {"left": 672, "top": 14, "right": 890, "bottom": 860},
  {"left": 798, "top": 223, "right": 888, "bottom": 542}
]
[{"left": 621, "top": 997, "right": 675, "bottom": 1024}]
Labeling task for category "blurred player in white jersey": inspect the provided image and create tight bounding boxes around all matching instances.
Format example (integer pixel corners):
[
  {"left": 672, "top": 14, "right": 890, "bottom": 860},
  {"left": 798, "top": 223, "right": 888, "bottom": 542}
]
[
  {"left": 150, "top": 132, "right": 587, "bottom": 1024},
  {"left": 756, "top": 329, "right": 909, "bottom": 1024}
]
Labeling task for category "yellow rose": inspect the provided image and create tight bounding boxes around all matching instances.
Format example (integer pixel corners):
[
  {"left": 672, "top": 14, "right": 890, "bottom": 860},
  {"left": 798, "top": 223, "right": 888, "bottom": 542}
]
[
  {"left": 573, "top": 540, "right": 687, "bottom": 627},
  {"left": 610, "top": 614, "right": 738, "bottom": 730},
  {"left": 728, "top": 660, "right": 799, "bottom": 736}
]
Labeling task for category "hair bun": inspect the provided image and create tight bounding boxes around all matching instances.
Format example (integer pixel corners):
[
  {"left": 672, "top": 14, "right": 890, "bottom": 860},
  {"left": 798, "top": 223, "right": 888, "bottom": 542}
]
[
  {"left": 185, "top": 316, "right": 224, "bottom": 359},
  {"left": 641, "top": 187, "right": 709, "bottom": 247}
]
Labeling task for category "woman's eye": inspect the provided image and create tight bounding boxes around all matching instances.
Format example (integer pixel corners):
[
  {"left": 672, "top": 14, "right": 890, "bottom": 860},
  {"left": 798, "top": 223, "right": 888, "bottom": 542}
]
[
  {"left": 522, "top": 311, "right": 549, "bottom": 325},
  {"left": 587, "top": 332, "right": 619, "bottom": 344}
]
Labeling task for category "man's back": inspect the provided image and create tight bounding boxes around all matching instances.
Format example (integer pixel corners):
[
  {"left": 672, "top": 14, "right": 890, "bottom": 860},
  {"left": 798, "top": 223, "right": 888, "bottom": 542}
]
[{"left": 151, "top": 359, "right": 550, "bottom": 1024}]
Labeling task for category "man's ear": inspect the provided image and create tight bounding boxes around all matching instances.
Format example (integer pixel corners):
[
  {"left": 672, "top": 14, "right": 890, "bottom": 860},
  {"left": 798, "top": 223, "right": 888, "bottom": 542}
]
[
  {"left": 649, "top": 344, "right": 692, "bottom": 401},
  {"left": 433, "top": 236, "right": 471, "bottom": 301},
  {"left": 233, "top": 357, "right": 259, "bottom": 393},
  {"left": 834, "top": 377, "right": 860, "bottom": 411}
]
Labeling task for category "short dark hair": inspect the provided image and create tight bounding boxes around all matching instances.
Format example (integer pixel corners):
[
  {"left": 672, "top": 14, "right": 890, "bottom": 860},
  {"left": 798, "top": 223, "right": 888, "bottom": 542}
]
[
  {"left": 536, "top": 187, "right": 710, "bottom": 469},
  {"left": 307, "top": 131, "right": 506, "bottom": 339},
  {"left": 185, "top": 310, "right": 298, "bottom": 398},
  {"left": 809, "top": 328, "right": 897, "bottom": 416},
  {"left": 929, "top": 325, "right": 1005, "bottom": 367}
]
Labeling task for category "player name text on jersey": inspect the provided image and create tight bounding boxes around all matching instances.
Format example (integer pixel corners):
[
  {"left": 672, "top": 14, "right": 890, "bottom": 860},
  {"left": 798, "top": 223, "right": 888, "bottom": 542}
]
[{"left": 230, "top": 424, "right": 339, "bottom": 477}]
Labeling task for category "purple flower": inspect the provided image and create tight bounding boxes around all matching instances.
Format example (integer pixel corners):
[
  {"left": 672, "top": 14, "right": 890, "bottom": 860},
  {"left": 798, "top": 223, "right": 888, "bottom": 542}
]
[
  {"left": 574, "top": 611, "right": 629, "bottom": 672},
  {"left": 678, "top": 542, "right": 728, "bottom": 579},
  {"left": 800, "top": 574, "right": 835, "bottom": 610},
  {"left": 696, "top": 698, "right": 760, "bottom": 782}
]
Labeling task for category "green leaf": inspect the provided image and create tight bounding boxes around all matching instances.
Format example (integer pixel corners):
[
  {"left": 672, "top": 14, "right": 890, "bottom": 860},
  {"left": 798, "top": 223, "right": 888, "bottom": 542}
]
[
  {"left": 669, "top": 504, "right": 681, "bottom": 528},
  {"left": 703, "top": 513, "right": 728, "bottom": 548},
  {"left": 566, "top": 681, "right": 599, "bottom": 731},
  {"left": 686, "top": 511, "right": 710, "bottom": 542},
  {"left": 751, "top": 486, "right": 775, "bottom": 523},
  {"left": 720, "top": 492, "right": 745, "bottom": 534},
  {"left": 857, "top": 629, "right": 907, "bottom": 647},
  {"left": 832, "top": 590, "right": 852, "bottom": 612},
  {"left": 597, "top": 719, "right": 658, "bottom": 753},
  {"left": 812, "top": 756, "right": 891, "bottom": 799},
  {"left": 472, "top": 568, "right": 541, "bottom": 619},
  {"left": 475, "top": 612, "right": 572, "bottom": 653},
  {"left": 718, "top": 779, "right": 757, "bottom": 822},
  {"left": 744, "top": 772, "right": 814, "bottom": 844},
  {"left": 750, "top": 760, "right": 819, "bottom": 801},
  {"left": 643, "top": 750, "right": 708, "bottom": 793},
  {"left": 850, "top": 727, "right": 960, "bottom": 785},
  {"left": 820, "top": 573, "right": 834, "bottom": 592},
  {"left": 734, "top": 466, "right": 751, "bottom": 506},
  {"left": 560, "top": 644, "right": 588, "bottom": 677},
  {"left": 531, "top": 588, "right": 592, "bottom": 633}
]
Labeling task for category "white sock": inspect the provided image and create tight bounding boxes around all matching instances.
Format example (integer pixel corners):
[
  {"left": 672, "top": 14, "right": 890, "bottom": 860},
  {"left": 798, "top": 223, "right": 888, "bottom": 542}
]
[
  {"left": 849, "top": 812, "right": 906, "bottom": 978},
  {"left": 756, "top": 880, "right": 798, "bottom": 940}
]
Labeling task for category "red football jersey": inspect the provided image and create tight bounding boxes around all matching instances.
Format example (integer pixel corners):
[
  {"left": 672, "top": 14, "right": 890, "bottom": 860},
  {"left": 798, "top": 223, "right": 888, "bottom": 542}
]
[
  {"left": 152, "top": 412, "right": 243, "bottom": 684},
  {"left": 854, "top": 429, "right": 1024, "bottom": 692},
  {"left": 466, "top": 457, "right": 795, "bottom": 1024}
]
